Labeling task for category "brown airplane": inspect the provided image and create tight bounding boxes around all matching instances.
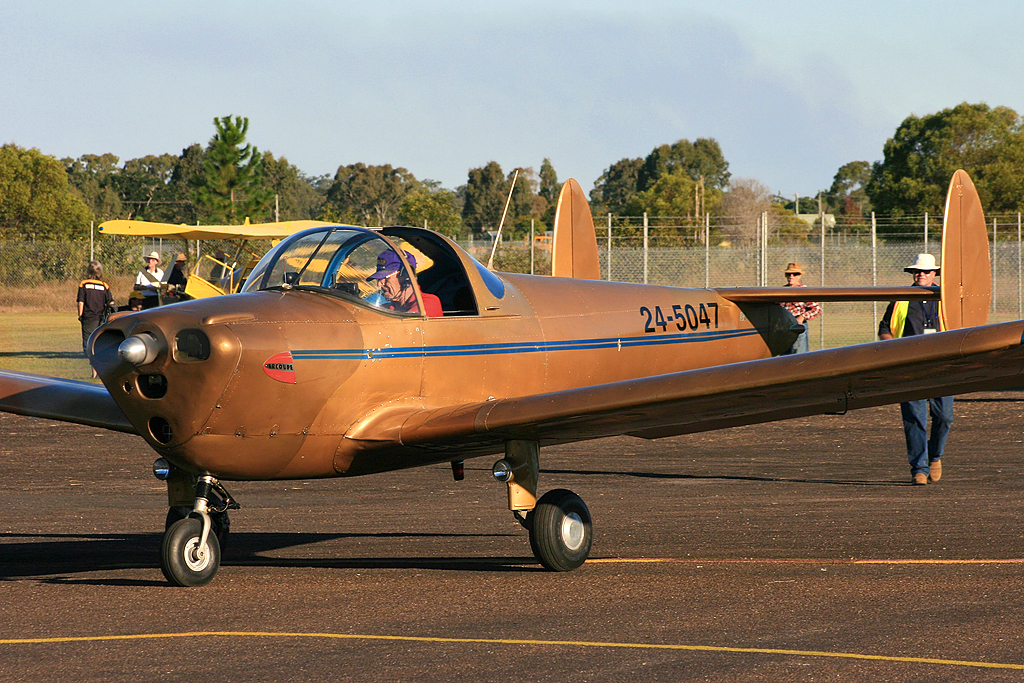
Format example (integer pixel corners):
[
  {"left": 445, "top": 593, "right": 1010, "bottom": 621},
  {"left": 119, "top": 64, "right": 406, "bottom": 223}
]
[{"left": 2, "top": 169, "right": 1021, "bottom": 587}]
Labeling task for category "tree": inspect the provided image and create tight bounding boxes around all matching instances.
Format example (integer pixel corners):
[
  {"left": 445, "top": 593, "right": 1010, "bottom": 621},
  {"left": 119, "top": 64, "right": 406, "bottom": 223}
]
[
  {"left": 325, "top": 162, "right": 419, "bottom": 225},
  {"left": 193, "top": 115, "right": 273, "bottom": 223},
  {"left": 262, "top": 152, "right": 325, "bottom": 221},
  {"left": 64, "top": 153, "right": 123, "bottom": 222},
  {"left": 824, "top": 161, "right": 872, "bottom": 217},
  {"left": 624, "top": 173, "right": 697, "bottom": 217},
  {"left": 538, "top": 158, "right": 559, "bottom": 205},
  {"left": 0, "top": 144, "right": 92, "bottom": 239},
  {"left": 116, "top": 153, "right": 178, "bottom": 221},
  {"left": 638, "top": 138, "right": 730, "bottom": 193},
  {"left": 397, "top": 183, "right": 463, "bottom": 237},
  {"left": 163, "top": 144, "right": 206, "bottom": 224},
  {"left": 868, "top": 102, "right": 1024, "bottom": 218},
  {"left": 590, "top": 157, "right": 643, "bottom": 214},
  {"left": 462, "top": 161, "right": 508, "bottom": 230},
  {"left": 717, "top": 177, "right": 774, "bottom": 244}
]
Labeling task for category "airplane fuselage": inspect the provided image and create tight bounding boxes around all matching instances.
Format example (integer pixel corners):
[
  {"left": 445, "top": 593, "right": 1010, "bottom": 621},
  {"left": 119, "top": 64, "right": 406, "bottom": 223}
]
[{"left": 92, "top": 271, "right": 794, "bottom": 482}]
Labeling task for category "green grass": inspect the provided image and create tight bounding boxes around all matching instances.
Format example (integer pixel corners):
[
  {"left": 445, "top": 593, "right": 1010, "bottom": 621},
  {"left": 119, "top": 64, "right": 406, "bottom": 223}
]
[{"left": 0, "top": 312, "right": 98, "bottom": 381}]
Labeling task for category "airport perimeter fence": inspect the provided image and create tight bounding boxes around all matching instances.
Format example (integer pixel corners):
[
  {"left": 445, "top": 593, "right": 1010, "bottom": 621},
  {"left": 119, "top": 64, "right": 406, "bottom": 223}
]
[{"left": 3, "top": 212, "right": 1024, "bottom": 349}]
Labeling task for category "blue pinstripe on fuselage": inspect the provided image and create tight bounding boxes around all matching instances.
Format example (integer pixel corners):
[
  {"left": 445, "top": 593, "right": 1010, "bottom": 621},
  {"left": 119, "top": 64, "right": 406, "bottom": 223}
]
[{"left": 291, "top": 327, "right": 759, "bottom": 361}]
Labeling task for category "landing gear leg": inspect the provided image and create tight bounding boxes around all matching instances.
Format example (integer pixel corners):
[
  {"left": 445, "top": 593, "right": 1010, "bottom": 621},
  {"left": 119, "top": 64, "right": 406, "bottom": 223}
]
[
  {"left": 494, "top": 440, "right": 593, "bottom": 572},
  {"left": 160, "top": 474, "right": 238, "bottom": 587}
]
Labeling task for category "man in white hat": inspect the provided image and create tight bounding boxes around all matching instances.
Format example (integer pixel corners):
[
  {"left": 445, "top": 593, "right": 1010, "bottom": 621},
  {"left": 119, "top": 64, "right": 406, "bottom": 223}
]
[
  {"left": 878, "top": 253, "right": 952, "bottom": 485},
  {"left": 133, "top": 251, "right": 165, "bottom": 308}
]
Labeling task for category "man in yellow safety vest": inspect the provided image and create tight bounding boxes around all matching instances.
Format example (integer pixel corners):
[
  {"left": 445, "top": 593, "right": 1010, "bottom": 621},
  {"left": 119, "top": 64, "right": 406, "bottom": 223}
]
[{"left": 878, "top": 253, "right": 952, "bottom": 486}]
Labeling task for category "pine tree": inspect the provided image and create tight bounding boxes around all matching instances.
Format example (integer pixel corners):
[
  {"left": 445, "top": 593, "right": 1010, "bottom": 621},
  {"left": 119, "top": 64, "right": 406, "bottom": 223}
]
[{"left": 193, "top": 116, "right": 272, "bottom": 223}]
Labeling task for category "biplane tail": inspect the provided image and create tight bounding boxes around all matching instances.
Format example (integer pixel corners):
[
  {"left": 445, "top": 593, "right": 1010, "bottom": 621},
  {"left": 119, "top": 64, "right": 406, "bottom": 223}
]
[{"left": 551, "top": 179, "right": 601, "bottom": 279}]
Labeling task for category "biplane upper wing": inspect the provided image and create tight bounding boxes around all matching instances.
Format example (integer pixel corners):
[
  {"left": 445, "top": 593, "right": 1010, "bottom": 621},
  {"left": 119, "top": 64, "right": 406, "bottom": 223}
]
[
  {"left": 0, "top": 370, "right": 136, "bottom": 433},
  {"left": 390, "top": 321, "right": 1024, "bottom": 452},
  {"left": 98, "top": 219, "right": 337, "bottom": 241}
]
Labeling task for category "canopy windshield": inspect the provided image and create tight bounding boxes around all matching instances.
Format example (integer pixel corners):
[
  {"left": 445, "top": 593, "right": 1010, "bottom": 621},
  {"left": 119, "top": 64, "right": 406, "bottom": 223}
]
[{"left": 241, "top": 227, "right": 417, "bottom": 315}]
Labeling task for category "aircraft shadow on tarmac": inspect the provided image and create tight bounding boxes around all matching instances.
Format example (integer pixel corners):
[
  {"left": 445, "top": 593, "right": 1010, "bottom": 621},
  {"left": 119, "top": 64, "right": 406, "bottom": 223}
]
[{"left": 0, "top": 530, "right": 539, "bottom": 584}]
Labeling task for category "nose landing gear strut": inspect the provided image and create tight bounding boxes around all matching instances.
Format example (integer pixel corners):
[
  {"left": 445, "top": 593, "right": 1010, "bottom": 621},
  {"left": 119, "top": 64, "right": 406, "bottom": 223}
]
[{"left": 160, "top": 474, "right": 239, "bottom": 587}]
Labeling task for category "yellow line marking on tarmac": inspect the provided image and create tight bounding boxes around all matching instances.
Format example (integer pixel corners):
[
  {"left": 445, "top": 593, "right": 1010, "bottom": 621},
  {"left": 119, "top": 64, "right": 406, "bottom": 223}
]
[
  {"left": 1, "top": 631, "right": 1022, "bottom": 670},
  {"left": 589, "top": 558, "right": 1024, "bottom": 565}
]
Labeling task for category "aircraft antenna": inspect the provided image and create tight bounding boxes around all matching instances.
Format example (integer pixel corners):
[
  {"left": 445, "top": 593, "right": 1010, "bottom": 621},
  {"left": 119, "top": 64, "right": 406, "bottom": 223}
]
[{"left": 487, "top": 168, "right": 519, "bottom": 270}]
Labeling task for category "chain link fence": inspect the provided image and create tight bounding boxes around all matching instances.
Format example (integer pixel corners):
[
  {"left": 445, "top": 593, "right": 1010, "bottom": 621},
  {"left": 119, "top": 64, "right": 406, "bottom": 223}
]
[{"left": 4, "top": 213, "right": 1022, "bottom": 350}]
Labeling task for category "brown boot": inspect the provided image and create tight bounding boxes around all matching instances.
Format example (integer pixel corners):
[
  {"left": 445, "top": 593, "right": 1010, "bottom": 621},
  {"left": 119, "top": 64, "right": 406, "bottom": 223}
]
[
  {"left": 929, "top": 460, "right": 942, "bottom": 483},
  {"left": 913, "top": 472, "right": 928, "bottom": 486}
]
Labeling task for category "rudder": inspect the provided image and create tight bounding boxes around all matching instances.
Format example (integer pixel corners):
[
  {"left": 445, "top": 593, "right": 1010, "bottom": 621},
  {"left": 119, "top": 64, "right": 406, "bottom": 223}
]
[
  {"left": 551, "top": 179, "right": 601, "bottom": 279},
  {"left": 940, "top": 169, "right": 991, "bottom": 329}
]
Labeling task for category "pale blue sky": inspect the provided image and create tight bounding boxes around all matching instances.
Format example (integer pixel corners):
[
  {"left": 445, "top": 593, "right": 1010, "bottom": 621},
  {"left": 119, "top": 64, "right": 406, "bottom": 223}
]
[{"left": 2, "top": 1, "right": 1022, "bottom": 197}]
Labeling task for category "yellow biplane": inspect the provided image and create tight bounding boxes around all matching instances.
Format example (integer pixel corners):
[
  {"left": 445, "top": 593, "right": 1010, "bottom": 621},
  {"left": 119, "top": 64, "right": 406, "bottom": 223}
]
[{"left": 99, "top": 219, "right": 334, "bottom": 300}]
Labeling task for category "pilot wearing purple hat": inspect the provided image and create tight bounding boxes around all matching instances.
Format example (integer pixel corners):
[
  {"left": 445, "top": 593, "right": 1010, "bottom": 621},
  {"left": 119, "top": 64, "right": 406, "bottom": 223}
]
[{"left": 368, "top": 250, "right": 443, "bottom": 317}]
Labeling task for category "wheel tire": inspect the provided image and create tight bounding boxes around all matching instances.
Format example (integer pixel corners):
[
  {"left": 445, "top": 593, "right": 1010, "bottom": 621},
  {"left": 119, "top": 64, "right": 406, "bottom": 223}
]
[
  {"left": 528, "top": 489, "right": 592, "bottom": 571},
  {"left": 161, "top": 516, "right": 221, "bottom": 587},
  {"left": 166, "top": 506, "right": 231, "bottom": 551}
]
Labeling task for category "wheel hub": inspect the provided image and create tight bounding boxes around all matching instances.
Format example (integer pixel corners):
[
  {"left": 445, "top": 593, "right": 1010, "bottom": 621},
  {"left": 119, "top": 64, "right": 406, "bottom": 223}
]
[
  {"left": 183, "top": 538, "right": 211, "bottom": 571},
  {"left": 560, "top": 512, "right": 585, "bottom": 551}
]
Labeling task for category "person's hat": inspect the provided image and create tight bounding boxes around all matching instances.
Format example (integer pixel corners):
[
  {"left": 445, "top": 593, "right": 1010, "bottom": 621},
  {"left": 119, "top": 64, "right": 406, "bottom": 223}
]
[
  {"left": 175, "top": 253, "right": 186, "bottom": 263},
  {"left": 784, "top": 262, "right": 803, "bottom": 275},
  {"left": 129, "top": 290, "right": 144, "bottom": 300},
  {"left": 904, "top": 253, "right": 940, "bottom": 274},
  {"left": 144, "top": 251, "right": 161, "bottom": 263},
  {"left": 367, "top": 250, "right": 416, "bottom": 280}
]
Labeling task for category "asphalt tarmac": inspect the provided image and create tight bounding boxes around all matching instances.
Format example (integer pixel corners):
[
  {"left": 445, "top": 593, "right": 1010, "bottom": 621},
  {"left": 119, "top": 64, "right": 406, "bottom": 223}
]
[{"left": 3, "top": 392, "right": 1024, "bottom": 682}]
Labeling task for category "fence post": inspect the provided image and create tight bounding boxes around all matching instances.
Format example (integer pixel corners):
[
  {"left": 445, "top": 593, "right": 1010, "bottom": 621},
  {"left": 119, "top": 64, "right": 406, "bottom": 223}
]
[
  {"left": 643, "top": 213, "right": 649, "bottom": 285},
  {"left": 704, "top": 212, "right": 710, "bottom": 288},
  {"left": 819, "top": 207, "right": 825, "bottom": 350},
  {"left": 607, "top": 213, "right": 612, "bottom": 281},
  {"left": 871, "top": 212, "right": 877, "bottom": 335},
  {"left": 530, "top": 219, "right": 535, "bottom": 275},
  {"left": 924, "top": 212, "right": 928, "bottom": 252},
  {"left": 993, "top": 218, "right": 997, "bottom": 314}
]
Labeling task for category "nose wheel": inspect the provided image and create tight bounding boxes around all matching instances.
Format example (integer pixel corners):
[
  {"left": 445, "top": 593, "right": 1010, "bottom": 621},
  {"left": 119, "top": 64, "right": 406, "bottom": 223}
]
[
  {"left": 160, "top": 475, "right": 238, "bottom": 587},
  {"left": 528, "top": 489, "right": 593, "bottom": 571},
  {"left": 161, "top": 516, "right": 221, "bottom": 586}
]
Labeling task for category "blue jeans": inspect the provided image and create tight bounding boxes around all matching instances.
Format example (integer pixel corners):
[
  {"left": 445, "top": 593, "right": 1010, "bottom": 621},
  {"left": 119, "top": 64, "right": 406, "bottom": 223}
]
[{"left": 900, "top": 397, "right": 953, "bottom": 475}]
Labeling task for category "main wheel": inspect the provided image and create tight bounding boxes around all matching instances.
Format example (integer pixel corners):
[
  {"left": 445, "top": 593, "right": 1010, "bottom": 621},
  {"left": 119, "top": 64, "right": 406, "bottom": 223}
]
[
  {"left": 161, "top": 516, "right": 221, "bottom": 587},
  {"left": 528, "top": 489, "right": 592, "bottom": 571},
  {"left": 166, "top": 506, "right": 231, "bottom": 550}
]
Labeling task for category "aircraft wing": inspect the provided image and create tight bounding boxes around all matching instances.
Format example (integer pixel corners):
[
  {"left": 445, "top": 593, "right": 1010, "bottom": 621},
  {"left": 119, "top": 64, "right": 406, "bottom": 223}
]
[
  {"left": 98, "top": 219, "right": 338, "bottom": 241},
  {"left": 389, "top": 321, "right": 1024, "bottom": 453},
  {"left": 0, "top": 370, "right": 137, "bottom": 434}
]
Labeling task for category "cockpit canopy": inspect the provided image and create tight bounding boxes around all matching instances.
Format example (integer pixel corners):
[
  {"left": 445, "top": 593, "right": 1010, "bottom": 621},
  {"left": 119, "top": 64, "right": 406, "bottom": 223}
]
[{"left": 241, "top": 226, "right": 490, "bottom": 316}]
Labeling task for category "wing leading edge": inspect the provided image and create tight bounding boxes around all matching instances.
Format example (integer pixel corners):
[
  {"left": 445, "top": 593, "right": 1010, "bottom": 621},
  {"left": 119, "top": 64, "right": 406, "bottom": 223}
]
[
  {"left": 385, "top": 321, "right": 1024, "bottom": 454},
  {"left": 0, "top": 370, "right": 137, "bottom": 434}
]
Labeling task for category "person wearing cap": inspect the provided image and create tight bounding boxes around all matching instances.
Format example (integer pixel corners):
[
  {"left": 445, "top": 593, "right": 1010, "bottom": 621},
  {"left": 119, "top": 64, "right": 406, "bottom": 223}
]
[
  {"left": 878, "top": 253, "right": 952, "bottom": 486},
  {"left": 780, "top": 262, "right": 821, "bottom": 354},
  {"left": 367, "top": 249, "right": 443, "bottom": 317},
  {"left": 134, "top": 251, "right": 165, "bottom": 308},
  {"left": 167, "top": 253, "right": 188, "bottom": 289}
]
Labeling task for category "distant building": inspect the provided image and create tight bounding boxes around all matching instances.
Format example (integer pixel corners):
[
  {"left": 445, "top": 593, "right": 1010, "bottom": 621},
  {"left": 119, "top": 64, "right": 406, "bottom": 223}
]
[{"left": 796, "top": 213, "right": 836, "bottom": 230}]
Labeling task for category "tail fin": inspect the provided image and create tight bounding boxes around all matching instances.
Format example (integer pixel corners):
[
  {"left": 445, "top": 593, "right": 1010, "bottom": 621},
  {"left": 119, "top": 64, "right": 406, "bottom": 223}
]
[
  {"left": 551, "top": 179, "right": 601, "bottom": 279},
  {"left": 940, "top": 169, "right": 991, "bottom": 329}
]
